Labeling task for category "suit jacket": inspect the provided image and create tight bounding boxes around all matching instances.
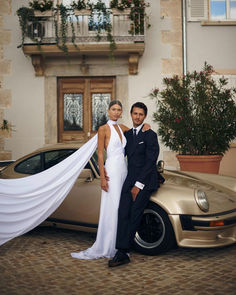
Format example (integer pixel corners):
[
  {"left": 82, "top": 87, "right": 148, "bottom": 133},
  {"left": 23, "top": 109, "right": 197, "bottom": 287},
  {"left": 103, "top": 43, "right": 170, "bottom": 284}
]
[{"left": 123, "top": 126, "right": 161, "bottom": 191}]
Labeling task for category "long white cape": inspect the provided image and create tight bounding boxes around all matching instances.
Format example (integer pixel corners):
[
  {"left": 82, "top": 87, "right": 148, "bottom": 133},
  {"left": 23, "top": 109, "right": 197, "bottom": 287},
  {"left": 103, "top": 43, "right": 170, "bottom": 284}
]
[{"left": 0, "top": 135, "right": 97, "bottom": 246}]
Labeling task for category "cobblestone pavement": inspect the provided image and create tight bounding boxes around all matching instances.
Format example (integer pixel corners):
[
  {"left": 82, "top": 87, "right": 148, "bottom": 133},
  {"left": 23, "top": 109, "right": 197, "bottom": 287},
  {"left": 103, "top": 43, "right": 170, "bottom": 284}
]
[{"left": 0, "top": 227, "right": 235, "bottom": 295}]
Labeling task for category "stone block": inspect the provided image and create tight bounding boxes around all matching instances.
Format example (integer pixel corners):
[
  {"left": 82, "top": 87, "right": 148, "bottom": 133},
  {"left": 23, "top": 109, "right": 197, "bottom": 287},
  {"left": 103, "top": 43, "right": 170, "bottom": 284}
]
[
  {"left": 160, "top": 5, "right": 181, "bottom": 18},
  {"left": 0, "top": 0, "right": 11, "bottom": 15},
  {"left": 0, "top": 60, "right": 11, "bottom": 75},
  {"left": 0, "top": 128, "right": 11, "bottom": 138},
  {"left": 162, "top": 58, "right": 182, "bottom": 75},
  {"left": 162, "top": 31, "right": 182, "bottom": 44},
  {"left": 171, "top": 18, "right": 182, "bottom": 32},
  {"left": 171, "top": 44, "right": 182, "bottom": 58},
  {"left": 0, "top": 30, "right": 11, "bottom": 45},
  {"left": 0, "top": 89, "right": 11, "bottom": 107},
  {"left": 0, "top": 150, "right": 12, "bottom": 160}
]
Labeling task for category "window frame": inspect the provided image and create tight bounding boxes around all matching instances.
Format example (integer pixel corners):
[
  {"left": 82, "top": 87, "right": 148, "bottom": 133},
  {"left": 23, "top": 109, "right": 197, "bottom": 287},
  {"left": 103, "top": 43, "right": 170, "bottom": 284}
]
[{"left": 209, "top": 0, "right": 236, "bottom": 21}]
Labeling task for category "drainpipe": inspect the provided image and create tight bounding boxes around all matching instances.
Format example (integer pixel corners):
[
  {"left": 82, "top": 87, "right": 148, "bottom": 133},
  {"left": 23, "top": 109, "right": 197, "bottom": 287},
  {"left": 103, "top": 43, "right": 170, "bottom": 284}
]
[{"left": 182, "top": 0, "right": 187, "bottom": 75}]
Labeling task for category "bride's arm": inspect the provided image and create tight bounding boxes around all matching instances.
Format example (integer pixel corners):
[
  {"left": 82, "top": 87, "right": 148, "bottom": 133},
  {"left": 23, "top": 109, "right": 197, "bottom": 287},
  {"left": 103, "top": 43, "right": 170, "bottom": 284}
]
[{"left": 97, "top": 126, "right": 108, "bottom": 192}]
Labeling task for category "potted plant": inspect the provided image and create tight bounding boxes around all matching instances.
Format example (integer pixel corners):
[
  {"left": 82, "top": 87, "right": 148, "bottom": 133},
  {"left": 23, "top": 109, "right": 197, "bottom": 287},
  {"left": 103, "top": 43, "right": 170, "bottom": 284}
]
[
  {"left": 149, "top": 62, "right": 236, "bottom": 174},
  {"left": 29, "top": 0, "right": 54, "bottom": 17}
]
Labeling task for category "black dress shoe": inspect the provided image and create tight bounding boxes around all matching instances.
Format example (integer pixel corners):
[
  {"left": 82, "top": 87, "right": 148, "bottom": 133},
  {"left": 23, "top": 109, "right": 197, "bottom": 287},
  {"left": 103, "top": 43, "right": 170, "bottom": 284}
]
[{"left": 108, "top": 251, "right": 130, "bottom": 267}]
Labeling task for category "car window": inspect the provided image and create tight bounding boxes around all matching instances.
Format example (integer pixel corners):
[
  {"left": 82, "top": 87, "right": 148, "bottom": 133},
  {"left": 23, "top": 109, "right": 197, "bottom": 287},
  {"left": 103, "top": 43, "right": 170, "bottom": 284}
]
[
  {"left": 90, "top": 151, "right": 100, "bottom": 175},
  {"left": 15, "top": 154, "right": 42, "bottom": 175},
  {"left": 44, "top": 149, "right": 76, "bottom": 170}
]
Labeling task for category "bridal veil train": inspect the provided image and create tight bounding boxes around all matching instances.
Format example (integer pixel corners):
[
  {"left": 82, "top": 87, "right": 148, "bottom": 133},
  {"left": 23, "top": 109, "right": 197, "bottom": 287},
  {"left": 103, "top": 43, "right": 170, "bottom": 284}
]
[{"left": 0, "top": 135, "right": 97, "bottom": 246}]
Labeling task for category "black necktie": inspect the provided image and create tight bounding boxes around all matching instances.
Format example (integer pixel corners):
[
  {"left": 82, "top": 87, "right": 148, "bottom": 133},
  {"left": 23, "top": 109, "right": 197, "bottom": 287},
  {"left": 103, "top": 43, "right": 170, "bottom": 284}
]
[{"left": 133, "top": 128, "right": 137, "bottom": 143}]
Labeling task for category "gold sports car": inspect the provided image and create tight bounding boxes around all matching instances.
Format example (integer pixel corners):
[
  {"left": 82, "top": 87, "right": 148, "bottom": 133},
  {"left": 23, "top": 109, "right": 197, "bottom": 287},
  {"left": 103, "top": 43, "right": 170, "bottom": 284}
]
[{"left": 1, "top": 143, "right": 236, "bottom": 255}]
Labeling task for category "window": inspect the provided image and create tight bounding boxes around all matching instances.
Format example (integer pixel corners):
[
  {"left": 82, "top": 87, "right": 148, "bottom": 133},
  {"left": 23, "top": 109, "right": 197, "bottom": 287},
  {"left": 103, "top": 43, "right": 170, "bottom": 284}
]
[
  {"left": 15, "top": 155, "right": 42, "bottom": 175},
  {"left": 44, "top": 149, "right": 76, "bottom": 169},
  {"left": 187, "top": 0, "right": 236, "bottom": 21},
  {"left": 210, "top": 0, "right": 236, "bottom": 20},
  {"left": 14, "top": 149, "right": 77, "bottom": 175}
]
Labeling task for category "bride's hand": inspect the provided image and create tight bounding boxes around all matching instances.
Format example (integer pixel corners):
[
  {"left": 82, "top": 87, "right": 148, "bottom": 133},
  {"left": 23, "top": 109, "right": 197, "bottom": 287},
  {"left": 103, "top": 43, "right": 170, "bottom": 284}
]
[
  {"left": 143, "top": 123, "right": 151, "bottom": 131},
  {"left": 101, "top": 178, "right": 109, "bottom": 192}
]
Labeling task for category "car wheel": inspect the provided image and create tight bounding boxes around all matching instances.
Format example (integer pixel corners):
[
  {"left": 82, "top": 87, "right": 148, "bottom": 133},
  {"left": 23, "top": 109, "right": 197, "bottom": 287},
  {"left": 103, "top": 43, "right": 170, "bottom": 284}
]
[{"left": 133, "top": 202, "right": 176, "bottom": 255}]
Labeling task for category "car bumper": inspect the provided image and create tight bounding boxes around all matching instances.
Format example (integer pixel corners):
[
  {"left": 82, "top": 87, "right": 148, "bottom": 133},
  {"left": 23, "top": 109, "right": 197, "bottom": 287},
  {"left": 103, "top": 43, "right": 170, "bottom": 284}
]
[{"left": 169, "top": 211, "right": 236, "bottom": 248}]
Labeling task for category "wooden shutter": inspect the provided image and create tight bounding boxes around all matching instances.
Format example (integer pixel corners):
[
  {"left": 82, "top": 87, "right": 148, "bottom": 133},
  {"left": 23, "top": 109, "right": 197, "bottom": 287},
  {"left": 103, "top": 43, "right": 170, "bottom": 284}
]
[{"left": 187, "top": 0, "right": 208, "bottom": 21}]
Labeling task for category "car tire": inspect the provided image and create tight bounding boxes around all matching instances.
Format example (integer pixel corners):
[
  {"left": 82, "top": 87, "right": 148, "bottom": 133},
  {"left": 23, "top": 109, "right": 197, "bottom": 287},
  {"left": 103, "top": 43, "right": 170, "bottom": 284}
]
[{"left": 133, "top": 202, "right": 176, "bottom": 255}]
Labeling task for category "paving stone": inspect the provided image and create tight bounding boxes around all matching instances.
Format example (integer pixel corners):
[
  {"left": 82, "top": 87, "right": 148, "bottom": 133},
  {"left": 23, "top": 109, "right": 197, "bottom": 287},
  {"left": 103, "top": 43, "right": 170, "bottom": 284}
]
[{"left": 0, "top": 227, "right": 235, "bottom": 295}]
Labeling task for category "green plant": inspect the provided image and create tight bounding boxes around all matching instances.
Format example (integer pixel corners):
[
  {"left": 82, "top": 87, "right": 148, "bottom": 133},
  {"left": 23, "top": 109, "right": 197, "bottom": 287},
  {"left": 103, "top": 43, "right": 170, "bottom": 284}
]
[
  {"left": 29, "top": 0, "right": 53, "bottom": 12},
  {"left": 55, "top": 3, "right": 69, "bottom": 53},
  {"left": 110, "top": 0, "right": 132, "bottom": 10},
  {"left": 17, "top": 0, "right": 150, "bottom": 55},
  {"left": 129, "top": 0, "right": 150, "bottom": 35},
  {"left": 89, "top": 0, "right": 116, "bottom": 56},
  {"left": 149, "top": 62, "right": 236, "bottom": 155},
  {"left": 71, "top": 0, "right": 88, "bottom": 10},
  {"left": 16, "top": 7, "right": 34, "bottom": 47},
  {"left": 1, "top": 120, "right": 14, "bottom": 132},
  {"left": 110, "top": 0, "right": 150, "bottom": 35}
]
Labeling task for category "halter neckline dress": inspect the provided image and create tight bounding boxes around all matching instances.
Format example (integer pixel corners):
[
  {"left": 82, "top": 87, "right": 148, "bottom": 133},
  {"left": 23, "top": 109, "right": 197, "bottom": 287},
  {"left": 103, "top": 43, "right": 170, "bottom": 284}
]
[{"left": 71, "top": 120, "right": 127, "bottom": 259}]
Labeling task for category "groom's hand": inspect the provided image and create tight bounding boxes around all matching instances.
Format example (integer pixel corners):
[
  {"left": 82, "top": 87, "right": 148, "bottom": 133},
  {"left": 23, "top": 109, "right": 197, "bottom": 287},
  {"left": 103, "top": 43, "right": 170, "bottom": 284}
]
[{"left": 131, "top": 186, "right": 140, "bottom": 201}]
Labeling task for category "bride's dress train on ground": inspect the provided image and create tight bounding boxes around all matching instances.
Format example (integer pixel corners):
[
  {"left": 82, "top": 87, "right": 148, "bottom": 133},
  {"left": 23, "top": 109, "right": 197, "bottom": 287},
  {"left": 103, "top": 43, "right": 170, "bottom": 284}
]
[
  {"left": 0, "top": 135, "right": 97, "bottom": 246},
  {"left": 71, "top": 121, "right": 127, "bottom": 259}
]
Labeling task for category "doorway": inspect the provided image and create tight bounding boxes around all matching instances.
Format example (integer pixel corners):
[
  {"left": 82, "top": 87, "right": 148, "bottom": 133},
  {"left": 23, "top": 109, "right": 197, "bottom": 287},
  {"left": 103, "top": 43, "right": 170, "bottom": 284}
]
[{"left": 58, "top": 77, "right": 115, "bottom": 142}]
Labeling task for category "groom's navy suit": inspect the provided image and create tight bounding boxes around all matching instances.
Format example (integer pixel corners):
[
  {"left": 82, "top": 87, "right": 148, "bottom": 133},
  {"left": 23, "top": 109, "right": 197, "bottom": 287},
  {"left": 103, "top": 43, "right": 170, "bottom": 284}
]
[{"left": 116, "top": 126, "right": 161, "bottom": 251}]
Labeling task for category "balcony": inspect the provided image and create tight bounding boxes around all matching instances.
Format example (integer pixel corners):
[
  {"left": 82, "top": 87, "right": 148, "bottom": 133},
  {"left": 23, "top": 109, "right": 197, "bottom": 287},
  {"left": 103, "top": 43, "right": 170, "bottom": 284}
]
[{"left": 21, "top": 8, "right": 146, "bottom": 76}]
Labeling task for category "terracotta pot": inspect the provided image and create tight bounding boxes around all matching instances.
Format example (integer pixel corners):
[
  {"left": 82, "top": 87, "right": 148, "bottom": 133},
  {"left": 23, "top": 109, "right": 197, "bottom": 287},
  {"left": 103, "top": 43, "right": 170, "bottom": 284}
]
[{"left": 176, "top": 155, "right": 223, "bottom": 174}]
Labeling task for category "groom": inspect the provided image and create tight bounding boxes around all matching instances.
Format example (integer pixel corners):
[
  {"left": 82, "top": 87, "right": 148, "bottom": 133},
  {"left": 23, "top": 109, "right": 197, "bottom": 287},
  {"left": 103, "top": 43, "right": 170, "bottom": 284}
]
[{"left": 108, "top": 102, "right": 161, "bottom": 267}]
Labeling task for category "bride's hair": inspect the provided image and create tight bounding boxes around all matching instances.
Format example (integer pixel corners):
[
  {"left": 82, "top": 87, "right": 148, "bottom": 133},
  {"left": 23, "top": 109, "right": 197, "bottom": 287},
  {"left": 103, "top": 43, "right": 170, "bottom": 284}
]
[{"left": 109, "top": 100, "right": 122, "bottom": 109}]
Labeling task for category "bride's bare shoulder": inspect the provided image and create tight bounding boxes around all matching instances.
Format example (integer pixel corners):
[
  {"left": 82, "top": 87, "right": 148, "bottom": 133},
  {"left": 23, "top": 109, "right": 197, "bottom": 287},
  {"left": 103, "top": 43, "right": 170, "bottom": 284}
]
[{"left": 98, "top": 124, "right": 109, "bottom": 134}]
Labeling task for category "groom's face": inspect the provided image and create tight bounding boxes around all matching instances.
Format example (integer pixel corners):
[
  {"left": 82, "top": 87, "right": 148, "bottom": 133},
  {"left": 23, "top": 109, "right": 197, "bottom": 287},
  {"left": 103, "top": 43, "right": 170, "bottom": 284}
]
[{"left": 131, "top": 107, "right": 146, "bottom": 128}]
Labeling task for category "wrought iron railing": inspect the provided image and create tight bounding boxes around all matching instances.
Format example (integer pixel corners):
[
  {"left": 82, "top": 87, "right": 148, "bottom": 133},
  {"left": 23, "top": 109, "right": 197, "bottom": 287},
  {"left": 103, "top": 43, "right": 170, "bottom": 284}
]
[{"left": 24, "top": 8, "right": 145, "bottom": 45}]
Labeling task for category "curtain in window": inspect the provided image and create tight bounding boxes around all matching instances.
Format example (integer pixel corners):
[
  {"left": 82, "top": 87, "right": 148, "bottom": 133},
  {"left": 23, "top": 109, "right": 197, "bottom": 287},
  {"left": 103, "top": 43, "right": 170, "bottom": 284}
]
[{"left": 0, "top": 135, "right": 97, "bottom": 246}]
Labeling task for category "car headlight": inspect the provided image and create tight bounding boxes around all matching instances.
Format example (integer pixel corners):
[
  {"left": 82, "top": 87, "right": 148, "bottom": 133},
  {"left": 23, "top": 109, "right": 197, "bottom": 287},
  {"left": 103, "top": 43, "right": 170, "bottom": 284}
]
[{"left": 194, "top": 190, "right": 209, "bottom": 212}]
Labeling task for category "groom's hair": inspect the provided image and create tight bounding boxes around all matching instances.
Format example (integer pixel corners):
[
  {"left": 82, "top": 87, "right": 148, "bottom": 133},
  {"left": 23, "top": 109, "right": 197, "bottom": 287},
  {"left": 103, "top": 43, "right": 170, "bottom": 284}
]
[{"left": 130, "top": 102, "right": 148, "bottom": 116}]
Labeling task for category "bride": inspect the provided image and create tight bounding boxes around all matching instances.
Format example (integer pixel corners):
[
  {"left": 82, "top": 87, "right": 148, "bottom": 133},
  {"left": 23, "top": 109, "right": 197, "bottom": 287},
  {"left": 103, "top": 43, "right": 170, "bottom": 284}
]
[
  {"left": 71, "top": 100, "right": 128, "bottom": 259},
  {"left": 71, "top": 100, "right": 149, "bottom": 259}
]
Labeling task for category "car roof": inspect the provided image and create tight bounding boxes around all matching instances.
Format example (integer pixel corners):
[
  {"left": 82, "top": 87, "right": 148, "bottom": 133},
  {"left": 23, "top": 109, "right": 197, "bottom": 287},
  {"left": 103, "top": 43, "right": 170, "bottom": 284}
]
[{"left": 34, "top": 142, "right": 84, "bottom": 152}]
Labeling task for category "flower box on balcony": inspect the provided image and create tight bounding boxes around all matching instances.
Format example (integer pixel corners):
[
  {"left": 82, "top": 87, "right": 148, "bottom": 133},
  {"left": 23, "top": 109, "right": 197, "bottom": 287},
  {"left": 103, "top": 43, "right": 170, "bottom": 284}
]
[
  {"left": 74, "top": 9, "right": 91, "bottom": 16},
  {"left": 112, "top": 8, "right": 131, "bottom": 15},
  {"left": 34, "top": 10, "right": 53, "bottom": 17}
]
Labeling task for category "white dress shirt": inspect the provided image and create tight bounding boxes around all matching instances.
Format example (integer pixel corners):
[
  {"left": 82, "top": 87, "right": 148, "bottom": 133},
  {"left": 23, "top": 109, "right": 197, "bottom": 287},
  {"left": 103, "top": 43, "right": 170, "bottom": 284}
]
[{"left": 133, "top": 124, "right": 145, "bottom": 190}]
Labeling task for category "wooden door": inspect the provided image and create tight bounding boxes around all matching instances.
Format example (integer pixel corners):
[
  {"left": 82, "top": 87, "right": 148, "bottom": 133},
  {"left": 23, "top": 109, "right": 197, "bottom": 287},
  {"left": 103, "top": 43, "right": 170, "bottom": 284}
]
[{"left": 58, "top": 77, "right": 115, "bottom": 142}]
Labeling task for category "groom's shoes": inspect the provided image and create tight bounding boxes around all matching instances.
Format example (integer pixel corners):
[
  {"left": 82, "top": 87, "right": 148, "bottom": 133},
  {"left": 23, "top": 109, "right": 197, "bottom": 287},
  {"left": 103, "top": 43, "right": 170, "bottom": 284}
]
[{"left": 108, "top": 251, "right": 130, "bottom": 267}]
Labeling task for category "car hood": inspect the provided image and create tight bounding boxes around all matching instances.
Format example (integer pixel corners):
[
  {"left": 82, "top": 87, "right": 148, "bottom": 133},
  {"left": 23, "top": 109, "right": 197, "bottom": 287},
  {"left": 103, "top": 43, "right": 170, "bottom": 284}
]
[{"left": 154, "top": 170, "right": 236, "bottom": 215}]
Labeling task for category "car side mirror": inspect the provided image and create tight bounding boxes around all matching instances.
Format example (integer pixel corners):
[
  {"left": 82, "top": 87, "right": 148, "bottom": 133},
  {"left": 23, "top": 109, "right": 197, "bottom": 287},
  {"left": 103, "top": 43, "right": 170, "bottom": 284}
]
[{"left": 157, "top": 160, "right": 164, "bottom": 173}]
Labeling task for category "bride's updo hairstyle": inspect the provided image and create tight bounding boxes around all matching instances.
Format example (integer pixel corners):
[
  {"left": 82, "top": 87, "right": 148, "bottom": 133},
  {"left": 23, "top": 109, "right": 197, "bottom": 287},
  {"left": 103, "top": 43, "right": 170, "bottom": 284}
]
[{"left": 108, "top": 100, "right": 122, "bottom": 109}]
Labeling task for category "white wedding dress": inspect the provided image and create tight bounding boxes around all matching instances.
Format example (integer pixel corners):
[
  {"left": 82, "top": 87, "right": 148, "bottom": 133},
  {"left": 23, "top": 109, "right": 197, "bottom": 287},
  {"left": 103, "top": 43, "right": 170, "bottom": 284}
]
[{"left": 71, "top": 120, "right": 127, "bottom": 259}]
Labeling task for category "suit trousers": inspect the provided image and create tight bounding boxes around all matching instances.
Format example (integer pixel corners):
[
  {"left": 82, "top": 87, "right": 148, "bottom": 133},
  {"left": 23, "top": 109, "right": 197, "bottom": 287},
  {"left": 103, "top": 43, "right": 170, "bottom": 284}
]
[{"left": 115, "top": 186, "right": 153, "bottom": 252}]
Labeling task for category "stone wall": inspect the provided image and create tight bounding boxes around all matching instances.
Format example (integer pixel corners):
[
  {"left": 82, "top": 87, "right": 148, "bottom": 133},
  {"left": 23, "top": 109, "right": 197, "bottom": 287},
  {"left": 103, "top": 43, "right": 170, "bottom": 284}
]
[
  {"left": 160, "top": 0, "right": 183, "bottom": 170},
  {"left": 160, "top": 0, "right": 182, "bottom": 75},
  {"left": 0, "top": 0, "right": 12, "bottom": 160}
]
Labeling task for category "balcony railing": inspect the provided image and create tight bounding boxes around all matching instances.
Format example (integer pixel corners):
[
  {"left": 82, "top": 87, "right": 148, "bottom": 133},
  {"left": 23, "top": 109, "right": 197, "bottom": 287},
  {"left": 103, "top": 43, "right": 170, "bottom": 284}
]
[{"left": 24, "top": 8, "right": 145, "bottom": 45}]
